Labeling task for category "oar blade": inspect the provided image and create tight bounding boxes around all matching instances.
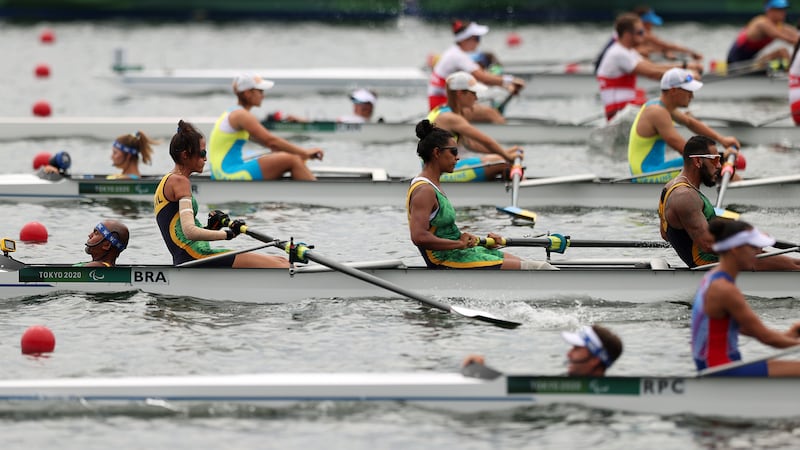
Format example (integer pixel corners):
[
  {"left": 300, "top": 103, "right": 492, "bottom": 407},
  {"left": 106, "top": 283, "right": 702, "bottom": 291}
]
[
  {"left": 495, "top": 205, "right": 537, "bottom": 223},
  {"left": 450, "top": 305, "right": 521, "bottom": 329},
  {"left": 713, "top": 207, "right": 741, "bottom": 220}
]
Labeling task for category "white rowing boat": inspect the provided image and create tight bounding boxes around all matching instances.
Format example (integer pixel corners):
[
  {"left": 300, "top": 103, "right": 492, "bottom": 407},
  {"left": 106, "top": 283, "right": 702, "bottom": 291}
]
[
  {"left": 105, "top": 66, "right": 790, "bottom": 100},
  {"left": 0, "top": 116, "right": 600, "bottom": 144},
  {"left": 0, "top": 370, "right": 796, "bottom": 419},
  {"left": 3, "top": 171, "right": 800, "bottom": 210},
  {"left": 2, "top": 252, "right": 799, "bottom": 304},
  {"left": 3, "top": 115, "right": 796, "bottom": 145}
]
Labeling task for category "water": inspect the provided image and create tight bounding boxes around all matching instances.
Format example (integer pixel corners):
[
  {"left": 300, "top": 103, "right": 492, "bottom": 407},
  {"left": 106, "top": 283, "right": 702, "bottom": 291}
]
[{"left": 1, "top": 18, "right": 800, "bottom": 449}]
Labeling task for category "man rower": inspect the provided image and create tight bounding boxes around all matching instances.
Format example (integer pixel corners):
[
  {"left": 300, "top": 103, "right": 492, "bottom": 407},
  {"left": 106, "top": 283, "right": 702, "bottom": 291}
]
[
  {"left": 658, "top": 135, "right": 800, "bottom": 270},
  {"left": 596, "top": 12, "right": 703, "bottom": 121},
  {"left": 726, "top": 0, "right": 798, "bottom": 68},
  {"left": 80, "top": 220, "right": 129, "bottom": 267},
  {"left": 463, "top": 324, "right": 623, "bottom": 376},
  {"left": 428, "top": 20, "right": 525, "bottom": 122},
  {"left": 628, "top": 68, "right": 740, "bottom": 183},
  {"left": 633, "top": 6, "right": 703, "bottom": 63}
]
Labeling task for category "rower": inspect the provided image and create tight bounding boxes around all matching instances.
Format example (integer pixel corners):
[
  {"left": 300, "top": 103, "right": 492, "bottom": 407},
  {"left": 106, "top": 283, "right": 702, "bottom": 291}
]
[
  {"left": 628, "top": 68, "right": 741, "bottom": 183},
  {"left": 463, "top": 324, "right": 623, "bottom": 376},
  {"left": 338, "top": 88, "right": 377, "bottom": 124},
  {"left": 692, "top": 218, "right": 800, "bottom": 376},
  {"left": 428, "top": 71, "right": 520, "bottom": 182},
  {"left": 208, "top": 73, "right": 323, "bottom": 181},
  {"left": 596, "top": 12, "right": 702, "bottom": 121},
  {"left": 79, "top": 220, "right": 129, "bottom": 267},
  {"left": 428, "top": 20, "right": 524, "bottom": 122},
  {"left": 726, "top": 0, "right": 798, "bottom": 68},
  {"left": 633, "top": 6, "right": 703, "bottom": 63},
  {"left": 107, "top": 131, "right": 157, "bottom": 179},
  {"left": 658, "top": 135, "right": 800, "bottom": 270},
  {"left": 406, "top": 119, "right": 554, "bottom": 270},
  {"left": 155, "top": 120, "right": 289, "bottom": 268}
]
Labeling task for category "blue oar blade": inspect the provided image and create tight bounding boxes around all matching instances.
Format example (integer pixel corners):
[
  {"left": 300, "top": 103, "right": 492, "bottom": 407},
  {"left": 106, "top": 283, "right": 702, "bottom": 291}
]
[{"left": 496, "top": 205, "right": 537, "bottom": 223}]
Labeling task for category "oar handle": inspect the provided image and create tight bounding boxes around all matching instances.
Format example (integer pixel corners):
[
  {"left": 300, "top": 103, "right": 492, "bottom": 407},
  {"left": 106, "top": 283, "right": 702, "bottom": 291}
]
[{"left": 715, "top": 151, "right": 738, "bottom": 210}]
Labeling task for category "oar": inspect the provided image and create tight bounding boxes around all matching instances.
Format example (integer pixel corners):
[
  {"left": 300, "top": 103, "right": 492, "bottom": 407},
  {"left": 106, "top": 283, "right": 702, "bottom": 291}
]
[
  {"left": 225, "top": 222, "right": 521, "bottom": 329},
  {"left": 480, "top": 236, "right": 672, "bottom": 250},
  {"left": 493, "top": 90, "right": 516, "bottom": 115},
  {"left": 692, "top": 246, "right": 800, "bottom": 270},
  {"left": 176, "top": 243, "right": 276, "bottom": 267},
  {"left": 610, "top": 167, "right": 681, "bottom": 183},
  {"left": 714, "top": 151, "right": 737, "bottom": 214},
  {"left": 697, "top": 345, "right": 800, "bottom": 377},
  {"left": 495, "top": 154, "right": 536, "bottom": 223}
]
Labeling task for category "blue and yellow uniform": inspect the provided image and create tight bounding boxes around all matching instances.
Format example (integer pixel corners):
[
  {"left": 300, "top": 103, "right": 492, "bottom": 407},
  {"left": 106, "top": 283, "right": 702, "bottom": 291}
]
[
  {"left": 427, "top": 105, "right": 488, "bottom": 182},
  {"left": 406, "top": 177, "right": 504, "bottom": 269},
  {"left": 691, "top": 271, "right": 768, "bottom": 376},
  {"left": 628, "top": 99, "right": 682, "bottom": 183},
  {"left": 658, "top": 181, "right": 717, "bottom": 267},
  {"left": 208, "top": 106, "right": 263, "bottom": 180},
  {"left": 153, "top": 173, "right": 234, "bottom": 266}
]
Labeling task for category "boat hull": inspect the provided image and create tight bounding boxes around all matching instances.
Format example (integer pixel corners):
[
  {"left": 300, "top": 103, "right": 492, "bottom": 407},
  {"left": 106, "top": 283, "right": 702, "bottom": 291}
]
[
  {"left": 0, "top": 372, "right": 797, "bottom": 419},
  {"left": 2, "top": 172, "right": 800, "bottom": 210},
  {"left": 2, "top": 259, "right": 800, "bottom": 304},
  {"left": 106, "top": 68, "right": 790, "bottom": 100}
]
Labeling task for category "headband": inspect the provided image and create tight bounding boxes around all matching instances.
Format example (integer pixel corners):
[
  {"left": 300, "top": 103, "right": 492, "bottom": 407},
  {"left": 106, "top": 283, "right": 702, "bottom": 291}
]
[
  {"left": 113, "top": 140, "right": 139, "bottom": 156},
  {"left": 95, "top": 223, "right": 127, "bottom": 251}
]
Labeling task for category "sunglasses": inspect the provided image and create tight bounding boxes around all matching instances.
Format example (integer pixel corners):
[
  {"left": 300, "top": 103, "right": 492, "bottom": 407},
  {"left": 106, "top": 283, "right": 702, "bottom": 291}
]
[
  {"left": 440, "top": 146, "right": 458, "bottom": 156},
  {"left": 688, "top": 153, "right": 721, "bottom": 160}
]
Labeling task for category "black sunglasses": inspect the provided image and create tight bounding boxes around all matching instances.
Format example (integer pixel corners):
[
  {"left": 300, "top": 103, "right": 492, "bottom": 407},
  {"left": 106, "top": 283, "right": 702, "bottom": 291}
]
[{"left": 440, "top": 146, "right": 458, "bottom": 156}]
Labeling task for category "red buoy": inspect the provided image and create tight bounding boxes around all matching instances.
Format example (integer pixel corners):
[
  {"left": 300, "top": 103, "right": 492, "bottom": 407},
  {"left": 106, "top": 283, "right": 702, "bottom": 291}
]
[
  {"left": 21, "top": 325, "right": 56, "bottom": 355},
  {"left": 735, "top": 153, "right": 747, "bottom": 171},
  {"left": 33, "top": 152, "right": 52, "bottom": 169},
  {"left": 32, "top": 100, "right": 52, "bottom": 117},
  {"left": 20, "top": 221, "right": 48, "bottom": 243},
  {"left": 506, "top": 32, "right": 522, "bottom": 47},
  {"left": 39, "top": 28, "right": 55, "bottom": 44},
  {"left": 34, "top": 63, "right": 51, "bottom": 78}
]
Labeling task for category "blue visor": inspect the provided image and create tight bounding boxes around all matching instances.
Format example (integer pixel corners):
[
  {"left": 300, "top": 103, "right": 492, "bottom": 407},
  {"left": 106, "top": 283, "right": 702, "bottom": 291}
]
[
  {"left": 765, "top": 0, "right": 790, "bottom": 10},
  {"left": 641, "top": 10, "right": 663, "bottom": 26}
]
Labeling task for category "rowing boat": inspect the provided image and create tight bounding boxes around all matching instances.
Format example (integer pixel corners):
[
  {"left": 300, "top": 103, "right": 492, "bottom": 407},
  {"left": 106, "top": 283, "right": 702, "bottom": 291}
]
[
  {"left": 106, "top": 66, "right": 790, "bottom": 100},
  {"left": 4, "top": 171, "right": 800, "bottom": 210},
  {"left": 3, "top": 115, "right": 796, "bottom": 145},
  {"left": 0, "top": 116, "right": 599, "bottom": 144},
  {"left": 0, "top": 370, "right": 796, "bottom": 419},
  {"left": 3, "top": 253, "right": 800, "bottom": 304}
]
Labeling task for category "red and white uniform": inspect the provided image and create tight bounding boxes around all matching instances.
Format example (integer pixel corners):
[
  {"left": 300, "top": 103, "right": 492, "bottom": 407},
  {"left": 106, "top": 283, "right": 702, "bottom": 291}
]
[
  {"left": 789, "top": 54, "right": 800, "bottom": 125},
  {"left": 596, "top": 41, "right": 645, "bottom": 120},
  {"left": 428, "top": 45, "right": 481, "bottom": 110}
]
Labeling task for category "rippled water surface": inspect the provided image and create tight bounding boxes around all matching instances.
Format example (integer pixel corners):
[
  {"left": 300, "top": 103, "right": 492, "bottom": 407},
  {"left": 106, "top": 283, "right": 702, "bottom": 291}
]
[{"left": 1, "top": 18, "right": 799, "bottom": 450}]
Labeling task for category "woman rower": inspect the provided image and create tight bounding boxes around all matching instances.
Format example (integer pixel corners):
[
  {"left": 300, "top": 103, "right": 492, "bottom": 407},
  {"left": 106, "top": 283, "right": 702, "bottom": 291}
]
[
  {"left": 428, "top": 71, "right": 521, "bottom": 182},
  {"left": 154, "top": 120, "right": 288, "bottom": 268},
  {"left": 406, "top": 119, "right": 554, "bottom": 270},
  {"left": 691, "top": 218, "right": 800, "bottom": 376},
  {"left": 208, "top": 73, "right": 323, "bottom": 181},
  {"left": 107, "top": 131, "right": 157, "bottom": 179}
]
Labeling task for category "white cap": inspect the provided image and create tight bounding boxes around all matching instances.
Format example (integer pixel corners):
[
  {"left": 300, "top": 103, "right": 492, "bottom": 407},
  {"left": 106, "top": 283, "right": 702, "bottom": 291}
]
[
  {"left": 660, "top": 68, "right": 703, "bottom": 92},
  {"left": 454, "top": 22, "right": 489, "bottom": 42},
  {"left": 561, "top": 326, "right": 612, "bottom": 368},
  {"left": 233, "top": 73, "right": 275, "bottom": 93},
  {"left": 350, "top": 88, "right": 377, "bottom": 104},
  {"left": 446, "top": 71, "right": 488, "bottom": 95}
]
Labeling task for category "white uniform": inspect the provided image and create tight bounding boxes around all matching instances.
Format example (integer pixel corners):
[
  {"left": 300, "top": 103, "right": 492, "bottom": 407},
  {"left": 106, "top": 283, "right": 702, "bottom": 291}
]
[{"left": 596, "top": 42, "right": 644, "bottom": 120}]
